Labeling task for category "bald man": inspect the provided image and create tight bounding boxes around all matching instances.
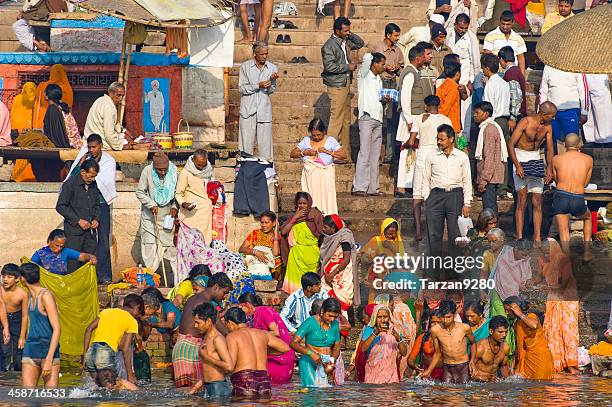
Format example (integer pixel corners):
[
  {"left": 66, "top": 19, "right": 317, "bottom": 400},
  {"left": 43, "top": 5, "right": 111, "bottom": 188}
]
[
  {"left": 551, "top": 134, "right": 593, "bottom": 257},
  {"left": 507, "top": 102, "right": 557, "bottom": 242}
]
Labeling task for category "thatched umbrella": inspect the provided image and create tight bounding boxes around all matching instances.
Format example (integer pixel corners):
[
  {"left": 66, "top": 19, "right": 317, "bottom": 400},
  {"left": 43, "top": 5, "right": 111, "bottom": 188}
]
[{"left": 536, "top": 4, "right": 612, "bottom": 74}]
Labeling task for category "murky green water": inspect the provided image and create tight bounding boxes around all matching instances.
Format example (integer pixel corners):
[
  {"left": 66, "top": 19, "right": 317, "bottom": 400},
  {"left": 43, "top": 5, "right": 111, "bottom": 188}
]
[{"left": 1, "top": 367, "right": 611, "bottom": 406}]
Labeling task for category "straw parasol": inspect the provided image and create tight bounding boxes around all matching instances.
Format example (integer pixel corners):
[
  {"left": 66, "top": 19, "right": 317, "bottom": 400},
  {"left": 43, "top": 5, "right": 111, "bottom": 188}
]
[{"left": 536, "top": 4, "right": 612, "bottom": 74}]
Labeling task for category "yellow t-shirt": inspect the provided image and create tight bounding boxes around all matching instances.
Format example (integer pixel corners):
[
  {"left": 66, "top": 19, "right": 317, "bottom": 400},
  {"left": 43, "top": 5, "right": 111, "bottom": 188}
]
[
  {"left": 91, "top": 308, "right": 139, "bottom": 351},
  {"left": 176, "top": 280, "right": 194, "bottom": 300}
]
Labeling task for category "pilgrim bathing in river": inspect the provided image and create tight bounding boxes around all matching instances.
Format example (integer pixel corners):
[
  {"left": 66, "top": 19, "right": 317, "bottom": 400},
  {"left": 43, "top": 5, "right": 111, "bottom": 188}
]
[{"left": 1, "top": 5, "right": 611, "bottom": 395}]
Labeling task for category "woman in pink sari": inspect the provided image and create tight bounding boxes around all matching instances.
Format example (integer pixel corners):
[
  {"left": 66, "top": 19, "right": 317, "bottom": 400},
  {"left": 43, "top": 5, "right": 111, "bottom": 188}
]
[
  {"left": 239, "top": 293, "right": 295, "bottom": 384},
  {"left": 360, "top": 305, "right": 408, "bottom": 384}
]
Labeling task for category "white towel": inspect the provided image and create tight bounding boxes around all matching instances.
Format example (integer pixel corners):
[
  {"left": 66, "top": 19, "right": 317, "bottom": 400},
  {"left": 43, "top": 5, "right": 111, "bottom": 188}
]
[{"left": 475, "top": 117, "right": 508, "bottom": 163}]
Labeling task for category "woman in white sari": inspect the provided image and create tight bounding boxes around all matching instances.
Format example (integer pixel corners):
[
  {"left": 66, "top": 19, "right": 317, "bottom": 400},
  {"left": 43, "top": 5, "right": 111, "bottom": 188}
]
[{"left": 290, "top": 118, "right": 347, "bottom": 216}]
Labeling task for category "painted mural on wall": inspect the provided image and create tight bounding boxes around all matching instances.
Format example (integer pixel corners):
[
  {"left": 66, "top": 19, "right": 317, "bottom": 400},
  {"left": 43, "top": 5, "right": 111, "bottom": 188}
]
[{"left": 143, "top": 78, "right": 171, "bottom": 133}]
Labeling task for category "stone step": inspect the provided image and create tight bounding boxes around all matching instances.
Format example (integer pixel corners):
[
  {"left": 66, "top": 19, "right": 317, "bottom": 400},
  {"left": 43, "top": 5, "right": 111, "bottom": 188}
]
[
  {"left": 229, "top": 89, "right": 360, "bottom": 109},
  {"left": 241, "top": 16, "right": 420, "bottom": 33},
  {"left": 229, "top": 78, "right": 356, "bottom": 95},
  {"left": 0, "top": 39, "right": 21, "bottom": 52},
  {"left": 234, "top": 42, "right": 359, "bottom": 64},
  {"left": 235, "top": 29, "right": 380, "bottom": 47},
  {"left": 229, "top": 62, "right": 326, "bottom": 78},
  {"left": 274, "top": 160, "right": 395, "bottom": 183},
  {"left": 228, "top": 104, "right": 359, "bottom": 126},
  {"left": 0, "top": 9, "right": 20, "bottom": 26},
  {"left": 279, "top": 193, "right": 515, "bottom": 216},
  {"left": 280, "top": 178, "right": 396, "bottom": 195},
  {"left": 291, "top": 3, "right": 430, "bottom": 20},
  {"left": 0, "top": 25, "right": 17, "bottom": 41}
]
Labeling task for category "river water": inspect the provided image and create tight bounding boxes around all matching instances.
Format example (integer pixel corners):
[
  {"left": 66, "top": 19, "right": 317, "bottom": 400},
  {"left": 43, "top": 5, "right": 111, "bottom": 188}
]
[{"left": 0, "top": 367, "right": 611, "bottom": 406}]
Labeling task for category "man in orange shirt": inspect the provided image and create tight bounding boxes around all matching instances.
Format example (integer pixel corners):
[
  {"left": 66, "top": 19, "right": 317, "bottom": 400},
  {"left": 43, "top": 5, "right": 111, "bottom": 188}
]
[{"left": 436, "top": 62, "right": 468, "bottom": 134}]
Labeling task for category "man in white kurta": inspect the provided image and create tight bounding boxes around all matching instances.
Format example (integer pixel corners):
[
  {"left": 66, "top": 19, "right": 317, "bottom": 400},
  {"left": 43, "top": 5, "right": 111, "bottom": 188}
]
[
  {"left": 397, "top": 14, "right": 445, "bottom": 61},
  {"left": 135, "top": 152, "right": 178, "bottom": 275},
  {"left": 583, "top": 74, "right": 612, "bottom": 144},
  {"left": 84, "top": 82, "right": 133, "bottom": 150},
  {"left": 446, "top": 13, "right": 480, "bottom": 140}
]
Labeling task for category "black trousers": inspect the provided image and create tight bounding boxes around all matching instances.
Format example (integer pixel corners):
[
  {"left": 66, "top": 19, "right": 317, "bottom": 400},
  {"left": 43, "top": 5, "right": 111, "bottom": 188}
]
[
  {"left": 65, "top": 230, "right": 98, "bottom": 273},
  {"left": 0, "top": 311, "right": 23, "bottom": 371},
  {"left": 96, "top": 201, "right": 112, "bottom": 282},
  {"left": 482, "top": 183, "right": 500, "bottom": 215},
  {"left": 495, "top": 116, "right": 514, "bottom": 194},
  {"left": 425, "top": 188, "right": 463, "bottom": 254}
]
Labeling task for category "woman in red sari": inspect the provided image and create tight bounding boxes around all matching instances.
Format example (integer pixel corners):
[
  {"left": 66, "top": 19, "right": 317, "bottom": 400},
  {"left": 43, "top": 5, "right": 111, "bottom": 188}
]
[{"left": 319, "top": 215, "right": 358, "bottom": 319}]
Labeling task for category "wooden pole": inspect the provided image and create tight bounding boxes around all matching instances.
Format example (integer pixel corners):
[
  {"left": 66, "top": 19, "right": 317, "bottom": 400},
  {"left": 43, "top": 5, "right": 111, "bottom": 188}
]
[
  {"left": 118, "top": 44, "right": 132, "bottom": 126},
  {"left": 118, "top": 35, "right": 126, "bottom": 84}
]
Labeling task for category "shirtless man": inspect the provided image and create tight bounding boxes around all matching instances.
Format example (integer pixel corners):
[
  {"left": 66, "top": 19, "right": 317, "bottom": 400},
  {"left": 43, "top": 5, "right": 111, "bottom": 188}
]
[
  {"left": 421, "top": 300, "right": 477, "bottom": 384},
  {"left": 173, "top": 272, "right": 233, "bottom": 389},
  {"left": 551, "top": 133, "right": 593, "bottom": 259},
  {"left": 225, "top": 307, "right": 290, "bottom": 399},
  {"left": 1, "top": 264, "right": 27, "bottom": 371},
  {"left": 508, "top": 101, "right": 557, "bottom": 242},
  {"left": 471, "top": 315, "right": 511, "bottom": 381},
  {"left": 189, "top": 303, "right": 233, "bottom": 398}
]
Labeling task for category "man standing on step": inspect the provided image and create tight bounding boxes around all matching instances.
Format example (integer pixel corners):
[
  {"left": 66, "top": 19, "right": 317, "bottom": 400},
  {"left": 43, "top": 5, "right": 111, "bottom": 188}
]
[
  {"left": 538, "top": 64, "right": 587, "bottom": 155},
  {"left": 507, "top": 102, "right": 557, "bottom": 243},
  {"left": 321, "top": 17, "right": 365, "bottom": 161},
  {"left": 422, "top": 124, "right": 472, "bottom": 253},
  {"left": 369, "top": 23, "right": 404, "bottom": 164},
  {"left": 551, "top": 133, "right": 593, "bottom": 260},
  {"left": 352, "top": 52, "right": 387, "bottom": 197},
  {"left": 395, "top": 43, "right": 435, "bottom": 196},
  {"left": 238, "top": 42, "right": 279, "bottom": 162},
  {"left": 65, "top": 134, "right": 117, "bottom": 283}
]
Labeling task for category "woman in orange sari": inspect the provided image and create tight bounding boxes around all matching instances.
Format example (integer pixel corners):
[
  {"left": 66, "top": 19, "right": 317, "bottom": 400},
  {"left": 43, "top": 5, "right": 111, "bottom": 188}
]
[
  {"left": 504, "top": 297, "right": 554, "bottom": 380},
  {"left": 10, "top": 82, "right": 37, "bottom": 181},
  {"left": 33, "top": 64, "right": 73, "bottom": 129},
  {"left": 538, "top": 238, "right": 579, "bottom": 374},
  {"left": 239, "top": 210, "right": 282, "bottom": 278},
  {"left": 10, "top": 82, "right": 36, "bottom": 134},
  {"left": 360, "top": 218, "right": 405, "bottom": 304}
]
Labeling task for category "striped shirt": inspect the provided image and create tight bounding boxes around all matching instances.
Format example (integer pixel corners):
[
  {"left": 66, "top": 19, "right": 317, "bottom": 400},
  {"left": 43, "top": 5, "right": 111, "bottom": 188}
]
[
  {"left": 279, "top": 288, "right": 329, "bottom": 332},
  {"left": 483, "top": 27, "right": 527, "bottom": 56}
]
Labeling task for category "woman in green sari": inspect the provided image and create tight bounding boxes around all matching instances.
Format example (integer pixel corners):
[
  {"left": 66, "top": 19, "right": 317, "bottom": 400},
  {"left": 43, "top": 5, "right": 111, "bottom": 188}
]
[{"left": 281, "top": 192, "right": 324, "bottom": 294}]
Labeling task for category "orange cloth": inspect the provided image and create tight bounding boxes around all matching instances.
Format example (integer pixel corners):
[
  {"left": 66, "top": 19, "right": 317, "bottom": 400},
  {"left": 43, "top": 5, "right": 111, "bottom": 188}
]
[
  {"left": 515, "top": 312, "right": 554, "bottom": 380},
  {"left": 540, "top": 239, "right": 579, "bottom": 372},
  {"left": 436, "top": 78, "right": 462, "bottom": 133},
  {"left": 32, "top": 64, "right": 73, "bottom": 129},
  {"left": 166, "top": 26, "right": 189, "bottom": 58},
  {"left": 10, "top": 82, "right": 36, "bottom": 134},
  {"left": 11, "top": 159, "right": 36, "bottom": 182}
]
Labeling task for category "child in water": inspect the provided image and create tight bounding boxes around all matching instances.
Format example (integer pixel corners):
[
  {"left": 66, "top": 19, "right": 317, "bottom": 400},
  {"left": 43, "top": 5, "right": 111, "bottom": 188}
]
[
  {"left": 0, "top": 264, "right": 28, "bottom": 372},
  {"left": 83, "top": 294, "right": 144, "bottom": 386},
  {"left": 95, "top": 368, "right": 137, "bottom": 390}
]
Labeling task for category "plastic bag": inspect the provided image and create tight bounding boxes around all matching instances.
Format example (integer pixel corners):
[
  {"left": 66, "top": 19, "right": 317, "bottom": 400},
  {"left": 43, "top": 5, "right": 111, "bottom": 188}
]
[
  {"left": 457, "top": 216, "right": 474, "bottom": 238},
  {"left": 456, "top": 135, "right": 468, "bottom": 151}
]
